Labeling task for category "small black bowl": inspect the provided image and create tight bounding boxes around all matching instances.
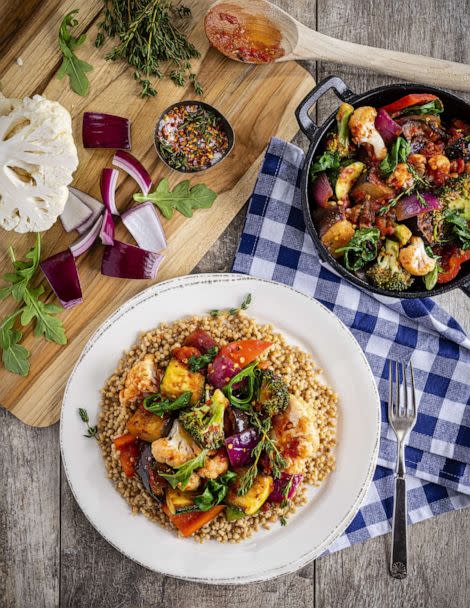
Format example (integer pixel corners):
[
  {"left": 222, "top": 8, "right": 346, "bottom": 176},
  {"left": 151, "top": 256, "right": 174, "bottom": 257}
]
[{"left": 154, "top": 100, "right": 235, "bottom": 173}]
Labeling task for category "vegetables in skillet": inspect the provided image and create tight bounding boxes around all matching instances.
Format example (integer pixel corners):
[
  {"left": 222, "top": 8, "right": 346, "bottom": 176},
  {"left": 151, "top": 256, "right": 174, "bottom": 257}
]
[
  {"left": 309, "top": 95, "right": 470, "bottom": 291},
  {"left": 112, "top": 303, "right": 321, "bottom": 537}
]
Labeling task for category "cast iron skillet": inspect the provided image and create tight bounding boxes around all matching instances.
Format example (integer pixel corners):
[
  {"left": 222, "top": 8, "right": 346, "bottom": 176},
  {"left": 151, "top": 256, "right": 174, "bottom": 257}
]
[{"left": 295, "top": 75, "right": 470, "bottom": 299}]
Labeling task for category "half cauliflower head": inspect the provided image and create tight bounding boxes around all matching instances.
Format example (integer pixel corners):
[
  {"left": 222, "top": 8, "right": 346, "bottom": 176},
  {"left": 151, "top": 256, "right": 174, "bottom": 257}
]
[{"left": 0, "top": 93, "right": 78, "bottom": 233}]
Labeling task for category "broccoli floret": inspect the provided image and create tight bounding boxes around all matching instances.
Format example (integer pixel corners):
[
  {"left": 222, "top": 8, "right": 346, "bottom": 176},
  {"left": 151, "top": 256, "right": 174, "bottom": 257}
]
[
  {"left": 439, "top": 174, "right": 470, "bottom": 220},
  {"left": 366, "top": 239, "right": 414, "bottom": 291},
  {"left": 179, "top": 389, "right": 228, "bottom": 449},
  {"left": 255, "top": 369, "right": 289, "bottom": 417}
]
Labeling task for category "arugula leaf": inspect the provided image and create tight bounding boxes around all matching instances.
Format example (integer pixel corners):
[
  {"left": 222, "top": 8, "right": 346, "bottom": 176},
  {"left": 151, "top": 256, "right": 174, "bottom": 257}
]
[
  {"left": 380, "top": 136, "right": 411, "bottom": 176},
  {"left": 188, "top": 347, "right": 218, "bottom": 372},
  {"left": 335, "top": 227, "right": 381, "bottom": 271},
  {"left": 309, "top": 151, "right": 340, "bottom": 181},
  {"left": 0, "top": 312, "right": 30, "bottom": 376},
  {"left": 398, "top": 99, "right": 444, "bottom": 117},
  {"left": 57, "top": 10, "right": 93, "bottom": 96},
  {"left": 22, "top": 288, "right": 67, "bottom": 344},
  {"left": 143, "top": 391, "right": 192, "bottom": 416},
  {"left": 194, "top": 471, "right": 237, "bottom": 511},
  {"left": 444, "top": 211, "right": 470, "bottom": 249},
  {"left": 159, "top": 449, "right": 208, "bottom": 490},
  {"left": 134, "top": 178, "right": 217, "bottom": 219}
]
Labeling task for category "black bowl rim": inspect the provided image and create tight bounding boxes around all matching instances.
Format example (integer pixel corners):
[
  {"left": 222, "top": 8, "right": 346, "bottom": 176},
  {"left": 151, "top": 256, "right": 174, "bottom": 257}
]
[
  {"left": 300, "top": 80, "right": 470, "bottom": 299},
  {"left": 153, "top": 99, "right": 235, "bottom": 174}
]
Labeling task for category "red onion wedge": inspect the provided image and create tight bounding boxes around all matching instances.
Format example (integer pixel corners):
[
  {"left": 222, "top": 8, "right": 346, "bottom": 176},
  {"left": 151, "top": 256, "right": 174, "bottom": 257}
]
[
  {"left": 225, "top": 429, "right": 259, "bottom": 468},
  {"left": 40, "top": 249, "right": 82, "bottom": 309},
  {"left": 395, "top": 192, "right": 441, "bottom": 221},
  {"left": 375, "top": 109, "right": 402, "bottom": 145},
  {"left": 99, "top": 209, "right": 115, "bottom": 245},
  {"left": 101, "top": 240, "right": 163, "bottom": 280},
  {"left": 69, "top": 188, "right": 104, "bottom": 235},
  {"left": 268, "top": 473, "right": 304, "bottom": 503},
  {"left": 121, "top": 202, "right": 166, "bottom": 252},
  {"left": 112, "top": 150, "right": 152, "bottom": 195},
  {"left": 100, "top": 168, "right": 119, "bottom": 215},
  {"left": 60, "top": 190, "right": 92, "bottom": 232},
  {"left": 310, "top": 172, "right": 333, "bottom": 208},
  {"left": 70, "top": 216, "right": 103, "bottom": 258},
  {"left": 82, "top": 112, "right": 131, "bottom": 150}
]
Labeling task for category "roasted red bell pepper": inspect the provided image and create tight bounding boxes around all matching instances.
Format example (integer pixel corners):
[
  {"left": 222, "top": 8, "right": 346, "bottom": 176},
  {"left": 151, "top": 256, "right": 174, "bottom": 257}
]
[
  {"left": 172, "top": 346, "right": 202, "bottom": 365},
  {"left": 220, "top": 339, "right": 272, "bottom": 367},
  {"left": 114, "top": 433, "right": 140, "bottom": 477},
  {"left": 162, "top": 503, "right": 225, "bottom": 537},
  {"left": 184, "top": 329, "right": 217, "bottom": 353},
  {"left": 380, "top": 94, "right": 439, "bottom": 116},
  {"left": 437, "top": 249, "right": 470, "bottom": 284}
]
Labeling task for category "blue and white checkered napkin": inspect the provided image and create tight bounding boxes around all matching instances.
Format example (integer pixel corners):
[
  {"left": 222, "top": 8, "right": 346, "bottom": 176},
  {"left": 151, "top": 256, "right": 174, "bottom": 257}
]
[{"left": 233, "top": 137, "right": 470, "bottom": 553}]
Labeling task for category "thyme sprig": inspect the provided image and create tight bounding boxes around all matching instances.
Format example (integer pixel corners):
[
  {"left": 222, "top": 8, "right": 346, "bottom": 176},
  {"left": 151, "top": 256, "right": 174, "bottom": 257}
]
[
  {"left": 210, "top": 293, "right": 252, "bottom": 318},
  {"left": 78, "top": 408, "right": 98, "bottom": 438}
]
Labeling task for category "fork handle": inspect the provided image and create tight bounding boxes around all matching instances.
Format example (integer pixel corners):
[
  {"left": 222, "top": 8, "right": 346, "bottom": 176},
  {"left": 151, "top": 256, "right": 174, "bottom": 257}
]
[{"left": 391, "top": 476, "right": 408, "bottom": 579}]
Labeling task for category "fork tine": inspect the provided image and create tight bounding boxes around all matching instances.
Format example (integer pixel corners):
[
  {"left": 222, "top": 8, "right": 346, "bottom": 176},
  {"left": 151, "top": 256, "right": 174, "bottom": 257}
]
[
  {"left": 388, "top": 360, "right": 394, "bottom": 422},
  {"left": 395, "top": 360, "right": 400, "bottom": 417},
  {"left": 402, "top": 361, "right": 408, "bottom": 417},
  {"left": 410, "top": 360, "right": 417, "bottom": 419}
]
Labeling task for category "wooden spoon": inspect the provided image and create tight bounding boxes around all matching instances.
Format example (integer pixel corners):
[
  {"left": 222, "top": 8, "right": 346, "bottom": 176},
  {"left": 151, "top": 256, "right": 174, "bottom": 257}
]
[{"left": 205, "top": 0, "right": 470, "bottom": 92}]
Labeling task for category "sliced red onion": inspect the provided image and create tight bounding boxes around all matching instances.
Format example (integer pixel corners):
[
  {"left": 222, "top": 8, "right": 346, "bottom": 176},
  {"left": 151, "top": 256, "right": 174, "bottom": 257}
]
[
  {"left": 82, "top": 112, "right": 131, "bottom": 149},
  {"left": 268, "top": 473, "right": 304, "bottom": 503},
  {"left": 70, "top": 216, "right": 103, "bottom": 258},
  {"left": 395, "top": 192, "right": 441, "bottom": 221},
  {"left": 60, "top": 190, "right": 92, "bottom": 232},
  {"left": 207, "top": 353, "right": 238, "bottom": 388},
  {"left": 69, "top": 188, "right": 104, "bottom": 234},
  {"left": 100, "top": 168, "right": 119, "bottom": 215},
  {"left": 99, "top": 209, "right": 115, "bottom": 245},
  {"left": 225, "top": 429, "right": 259, "bottom": 468},
  {"left": 101, "top": 240, "right": 163, "bottom": 280},
  {"left": 310, "top": 172, "right": 333, "bottom": 208},
  {"left": 40, "top": 249, "right": 82, "bottom": 309},
  {"left": 121, "top": 202, "right": 166, "bottom": 252},
  {"left": 375, "top": 109, "right": 402, "bottom": 145},
  {"left": 112, "top": 150, "right": 152, "bottom": 195}
]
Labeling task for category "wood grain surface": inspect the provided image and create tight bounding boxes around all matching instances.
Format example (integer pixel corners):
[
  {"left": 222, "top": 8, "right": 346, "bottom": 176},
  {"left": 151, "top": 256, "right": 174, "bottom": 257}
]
[
  {"left": 0, "top": 0, "right": 315, "bottom": 427},
  {"left": 1, "top": 1, "right": 470, "bottom": 607}
]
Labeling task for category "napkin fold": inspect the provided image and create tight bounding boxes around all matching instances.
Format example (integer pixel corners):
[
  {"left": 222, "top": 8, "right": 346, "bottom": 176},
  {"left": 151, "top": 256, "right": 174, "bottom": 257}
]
[{"left": 233, "top": 137, "right": 470, "bottom": 553}]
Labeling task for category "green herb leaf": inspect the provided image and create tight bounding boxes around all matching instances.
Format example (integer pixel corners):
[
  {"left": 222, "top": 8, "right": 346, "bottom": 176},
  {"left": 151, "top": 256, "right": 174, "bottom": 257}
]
[
  {"left": 2, "top": 339, "right": 30, "bottom": 377},
  {"left": 78, "top": 408, "right": 98, "bottom": 438},
  {"left": 23, "top": 289, "right": 67, "bottom": 345},
  {"left": 309, "top": 151, "right": 340, "bottom": 181},
  {"left": 188, "top": 347, "right": 218, "bottom": 372},
  {"left": 57, "top": 10, "right": 93, "bottom": 96},
  {"left": 335, "top": 227, "right": 381, "bottom": 271},
  {"left": 397, "top": 99, "right": 444, "bottom": 117},
  {"left": 380, "top": 136, "right": 411, "bottom": 176},
  {"left": 134, "top": 178, "right": 217, "bottom": 220},
  {"left": 160, "top": 449, "right": 208, "bottom": 490},
  {"left": 143, "top": 391, "right": 193, "bottom": 416},
  {"left": 210, "top": 293, "right": 252, "bottom": 318},
  {"left": 444, "top": 211, "right": 470, "bottom": 250},
  {"left": 194, "top": 471, "right": 237, "bottom": 511},
  {"left": 224, "top": 360, "right": 259, "bottom": 409}
]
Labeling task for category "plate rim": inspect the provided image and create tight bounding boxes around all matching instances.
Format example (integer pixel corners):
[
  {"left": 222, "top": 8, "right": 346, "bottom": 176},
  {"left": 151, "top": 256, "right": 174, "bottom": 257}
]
[{"left": 60, "top": 272, "right": 381, "bottom": 584}]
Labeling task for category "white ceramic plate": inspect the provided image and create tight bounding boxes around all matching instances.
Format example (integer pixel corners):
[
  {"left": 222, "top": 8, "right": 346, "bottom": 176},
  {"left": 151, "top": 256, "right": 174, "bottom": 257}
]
[{"left": 61, "top": 273, "right": 380, "bottom": 584}]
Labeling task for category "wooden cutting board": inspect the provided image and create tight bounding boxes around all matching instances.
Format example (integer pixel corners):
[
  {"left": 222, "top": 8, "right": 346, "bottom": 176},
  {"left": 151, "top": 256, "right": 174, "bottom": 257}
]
[{"left": 0, "top": 0, "right": 315, "bottom": 427}]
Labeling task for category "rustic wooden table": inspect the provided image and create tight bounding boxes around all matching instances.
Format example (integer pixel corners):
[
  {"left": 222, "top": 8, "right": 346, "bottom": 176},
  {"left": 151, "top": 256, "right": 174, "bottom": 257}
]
[{"left": 1, "top": 1, "right": 470, "bottom": 606}]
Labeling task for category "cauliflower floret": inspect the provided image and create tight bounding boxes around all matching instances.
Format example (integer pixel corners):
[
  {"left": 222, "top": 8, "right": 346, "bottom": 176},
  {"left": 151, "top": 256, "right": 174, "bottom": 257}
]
[
  {"left": 151, "top": 420, "right": 200, "bottom": 469},
  {"left": 348, "top": 106, "right": 387, "bottom": 161},
  {"left": 271, "top": 394, "right": 320, "bottom": 475},
  {"left": 398, "top": 236, "right": 437, "bottom": 276},
  {"left": 179, "top": 472, "right": 201, "bottom": 492},
  {"left": 0, "top": 93, "right": 78, "bottom": 233},
  {"left": 198, "top": 451, "right": 229, "bottom": 479},
  {"left": 387, "top": 162, "right": 414, "bottom": 190},
  {"left": 408, "top": 153, "right": 427, "bottom": 176},
  {"left": 119, "top": 354, "right": 160, "bottom": 406}
]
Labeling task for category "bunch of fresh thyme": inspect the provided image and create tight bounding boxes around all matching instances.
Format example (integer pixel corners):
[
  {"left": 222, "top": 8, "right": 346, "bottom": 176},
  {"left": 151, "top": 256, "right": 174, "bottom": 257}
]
[{"left": 95, "top": 0, "right": 202, "bottom": 98}]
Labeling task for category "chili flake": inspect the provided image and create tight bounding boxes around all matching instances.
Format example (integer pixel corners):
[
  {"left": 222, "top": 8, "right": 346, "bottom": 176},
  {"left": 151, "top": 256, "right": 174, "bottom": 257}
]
[{"left": 156, "top": 103, "right": 230, "bottom": 171}]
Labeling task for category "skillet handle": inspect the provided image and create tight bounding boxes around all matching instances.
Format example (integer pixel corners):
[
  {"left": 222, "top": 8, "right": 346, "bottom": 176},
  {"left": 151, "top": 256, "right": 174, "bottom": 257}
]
[
  {"left": 460, "top": 284, "right": 470, "bottom": 298},
  {"left": 295, "top": 76, "right": 356, "bottom": 139}
]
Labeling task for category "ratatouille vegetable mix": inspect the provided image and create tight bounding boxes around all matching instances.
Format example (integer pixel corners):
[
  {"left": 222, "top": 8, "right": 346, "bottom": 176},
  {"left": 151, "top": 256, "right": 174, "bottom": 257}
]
[{"left": 309, "top": 93, "right": 470, "bottom": 291}]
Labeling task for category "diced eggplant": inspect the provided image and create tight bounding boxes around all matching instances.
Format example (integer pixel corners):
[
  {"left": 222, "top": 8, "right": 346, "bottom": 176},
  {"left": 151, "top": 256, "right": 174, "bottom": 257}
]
[
  {"left": 160, "top": 358, "right": 205, "bottom": 405},
  {"left": 415, "top": 211, "right": 443, "bottom": 245},
  {"left": 126, "top": 406, "right": 171, "bottom": 442},
  {"left": 227, "top": 408, "right": 252, "bottom": 434},
  {"left": 136, "top": 443, "right": 165, "bottom": 503},
  {"left": 315, "top": 207, "right": 355, "bottom": 256},
  {"left": 227, "top": 473, "right": 273, "bottom": 515},
  {"left": 351, "top": 180, "right": 394, "bottom": 203}
]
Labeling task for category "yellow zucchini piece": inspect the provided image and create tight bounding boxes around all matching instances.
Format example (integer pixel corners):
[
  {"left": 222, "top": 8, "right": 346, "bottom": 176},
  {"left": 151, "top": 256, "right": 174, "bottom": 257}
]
[
  {"left": 165, "top": 487, "right": 198, "bottom": 515},
  {"left": 126, "top": 407, "right": 169, "bottom": 442},
  {"left": 160, "top": 359, "right": 205, "bottom": 405},
  {"left": 335, "top": 161, "right": 365, "bottom": 200},
  {"left": 227, "top": 474, "right": 273, "bottom": 515}
]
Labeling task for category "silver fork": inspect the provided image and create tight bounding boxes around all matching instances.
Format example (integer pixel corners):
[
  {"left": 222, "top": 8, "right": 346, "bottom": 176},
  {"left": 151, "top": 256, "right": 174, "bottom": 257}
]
[{"left": 388, "top": 360, "right": 417, "bottom": 579}]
